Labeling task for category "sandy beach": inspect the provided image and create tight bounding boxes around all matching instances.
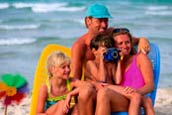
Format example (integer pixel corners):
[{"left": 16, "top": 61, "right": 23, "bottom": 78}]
[
  {"left": 0, "top": 88, "right": 172, "bottom": 115},
  {"left": 154, "top": 88, "right": 172, "bottom": 115}
]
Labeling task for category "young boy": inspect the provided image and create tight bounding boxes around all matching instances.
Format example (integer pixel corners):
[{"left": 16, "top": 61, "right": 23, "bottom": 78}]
[{"left": 84, "top": 33, "right": 122, "bottom": 89}]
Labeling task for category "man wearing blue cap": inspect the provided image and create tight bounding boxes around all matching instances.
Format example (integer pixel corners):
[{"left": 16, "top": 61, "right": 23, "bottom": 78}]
[
  {"left": 72, "top": 3, "right": 149, "bottom": 80},
  {"left": 71, "top": 3, "right": 150, "bottom": 115},
  {"left": 72, "top": 3, "right": 114, "bottom": 79}
]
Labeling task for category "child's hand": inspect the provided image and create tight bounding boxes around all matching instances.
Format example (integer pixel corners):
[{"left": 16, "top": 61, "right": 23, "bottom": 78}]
[
  {"left": 100, "top": 82, "right": 109, "bottom": 87},
  {"left": 95, "top": 82, "right": 109, "bottom": 91},
  {"left": 95, "top": 83, "right": 104, "bottom": 91},
  {"left": 118, "top": 51, "right": 124, "bottom": 61},
  {"left": 63, "top": 94, "right": 71, "bottom": 113},
  {"left": 98, "top": 47, "right": 107, "bottom": 60}
]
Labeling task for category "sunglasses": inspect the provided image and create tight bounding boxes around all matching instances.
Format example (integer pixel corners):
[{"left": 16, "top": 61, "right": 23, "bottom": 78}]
[{"left": 113, "top": 28, "right": 130, "bottom": 33}]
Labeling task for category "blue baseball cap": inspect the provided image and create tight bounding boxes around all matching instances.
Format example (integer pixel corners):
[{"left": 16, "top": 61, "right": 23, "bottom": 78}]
[{"left": 86, "top": 3, "right": 112, "bottom": 18}]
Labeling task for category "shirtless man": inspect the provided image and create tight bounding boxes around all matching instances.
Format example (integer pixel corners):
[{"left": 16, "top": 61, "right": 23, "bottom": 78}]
[
  {"left": 71, "top": 3, "right": 150, "bottom": 113},
  {"left": 71, "top": 3, "right": 149, "bottom": 79}
]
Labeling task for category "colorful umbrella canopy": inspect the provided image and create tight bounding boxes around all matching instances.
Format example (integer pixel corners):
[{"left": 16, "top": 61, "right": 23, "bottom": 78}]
[{"left": 0, "top": 74, "right": 28, "bottom": 106}]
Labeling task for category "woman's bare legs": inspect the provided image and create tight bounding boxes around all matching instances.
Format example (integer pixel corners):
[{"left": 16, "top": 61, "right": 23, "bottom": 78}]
[
  {"left": 128, "top": 92, "right": 141, "bottom": 115},
  {"left": 96, "top": 86, "right": 142, "bottom": 115},
  {"left": 142, "top": 97, "right": 155, "bottom": 115},
  {"left": 107, "top": 85, "right": 142, "bottom": 115},
  {"left": 96, "top": 87, "right": 129, "bottom": 115}
]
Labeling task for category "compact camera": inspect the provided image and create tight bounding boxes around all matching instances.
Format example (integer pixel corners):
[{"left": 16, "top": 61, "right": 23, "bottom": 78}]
[{"left": 103, "top": 48, "right": 120, "bottom": 62}]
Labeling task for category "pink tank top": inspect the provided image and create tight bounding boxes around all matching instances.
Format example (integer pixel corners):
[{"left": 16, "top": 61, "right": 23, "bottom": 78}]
[{"left": 120, "top": 55, "right": 145, "bottom": 89}]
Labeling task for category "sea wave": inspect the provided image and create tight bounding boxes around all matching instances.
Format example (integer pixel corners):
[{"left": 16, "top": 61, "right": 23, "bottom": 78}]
[
  {"left": 74, "top": 19, "right": 85, "bottom": 25},
  {"left": 12, "top": 2, "right": 85, "bottom": 13},
  {"left": 147, "top": 5, "right": 169, "bottom": 10},
  {"left": 145, "top": 11, "right": 172, "bottom": 16},
  {"left": 0, "top": 24, "right": 40, "bottom": 30},
  {"left": 0, "top": 3, "right": 9, "bottom": 9},
  {"left": 32, "top": 4, "right": 85, "bottom": 13},
  {"left": 0, "top": 38, "right": 36, "bottom": 45},
  {"left": 145, "top": 5, "right": 172, "bottom": 16},
  {"left": 12, "top": 2, "right": 66, "bottom": 9}
]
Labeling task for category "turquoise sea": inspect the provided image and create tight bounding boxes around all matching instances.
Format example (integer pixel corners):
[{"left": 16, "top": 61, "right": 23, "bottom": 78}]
[{"left": 0, "top": 0, "right": 172, "bottom": 90}]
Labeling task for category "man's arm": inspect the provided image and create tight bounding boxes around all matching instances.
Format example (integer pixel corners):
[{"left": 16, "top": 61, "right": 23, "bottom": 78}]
[{"left": 71, "top": 43, "right": 84, "bottom": 79}]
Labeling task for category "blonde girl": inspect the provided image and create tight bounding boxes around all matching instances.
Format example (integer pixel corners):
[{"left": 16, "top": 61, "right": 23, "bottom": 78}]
[{"left": 37, "top": 51, "right": 81, "bottom": 115}]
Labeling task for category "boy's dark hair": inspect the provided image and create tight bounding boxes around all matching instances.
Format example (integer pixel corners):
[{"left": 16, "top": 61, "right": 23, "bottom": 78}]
[{"left": 90, "top": 33, "right": 114, "bottom": 50}]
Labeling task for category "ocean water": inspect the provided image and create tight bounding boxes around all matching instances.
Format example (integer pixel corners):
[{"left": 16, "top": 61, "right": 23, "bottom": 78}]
[{"left": 0, "top": 0, "right": 172, "bottom": 90}]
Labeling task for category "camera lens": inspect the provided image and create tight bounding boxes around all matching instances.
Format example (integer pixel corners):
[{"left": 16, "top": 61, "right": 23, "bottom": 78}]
[{"left": 113, "top": 51, "right": 118, "bottom": 59}]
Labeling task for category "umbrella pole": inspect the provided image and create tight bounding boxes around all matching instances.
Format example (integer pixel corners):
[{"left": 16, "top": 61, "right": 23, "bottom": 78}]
[{"left": 4, "top": 105, "right": 7, "bottom": 115}]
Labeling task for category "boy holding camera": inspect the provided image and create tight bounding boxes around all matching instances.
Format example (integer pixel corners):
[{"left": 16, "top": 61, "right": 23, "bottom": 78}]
[
  {"left": 84, "top": 33, "right": 142, "bottom": 115},
  {"left": 84, "top": 33, "right": 122, "bottom": 89}
]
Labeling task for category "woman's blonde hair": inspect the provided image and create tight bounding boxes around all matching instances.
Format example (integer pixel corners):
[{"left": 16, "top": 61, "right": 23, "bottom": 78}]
[{"left": 46, "top": 51, "right": 71, "bottom": 77}]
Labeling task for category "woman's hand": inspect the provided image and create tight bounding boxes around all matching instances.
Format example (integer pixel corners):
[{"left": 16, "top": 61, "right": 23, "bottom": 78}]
[{"left": 123, "top": 86, "right": 137, "bottom": 94}]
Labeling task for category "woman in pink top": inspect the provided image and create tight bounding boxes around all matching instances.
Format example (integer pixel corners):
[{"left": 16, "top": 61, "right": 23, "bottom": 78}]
[{"left": 96, "top": 28, "right": 155, "bottom": 115}]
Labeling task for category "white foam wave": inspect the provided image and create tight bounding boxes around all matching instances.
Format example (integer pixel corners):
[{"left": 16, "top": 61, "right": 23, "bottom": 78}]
[
  {"left": 54, "top": 6, "right": 85, "bottom": 12},
  {"left": 31, "top": 3, "right": 66, "bottom": 13},
  {"left": 12, "top": 3, "right": 36, "bottom": 8},
  {"left": 0, "top": 38, "right": 36, "bottom": 45},
  {"left": 0, "top": 3, "right": 9, "bottom": 9},
  {"left": 0, "top": 24, "right": 40, "bottom": 30},
  {"left": 12, "top": 2, "right": 67, "bottom": 9},
  {"left": 146, "top": 5, "right": 172, "bottom": 16},
  {"left": 12, "top": 2, "right": 84, "bottom": 13},
  {"left": 147, "top": 5, "right": 169, "bottom": 11},
  {"left": 146, "top": 11, "right": 172, "bottom": 16},
  {"left": 32, "top": 4, "right": 84, "bottom": 13}
]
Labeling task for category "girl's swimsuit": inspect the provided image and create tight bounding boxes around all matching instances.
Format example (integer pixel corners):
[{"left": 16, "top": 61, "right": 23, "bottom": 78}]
[
  {"left": 120, "top": 55, "right": 145, "bottom": 89},
  {"left": 45, "top": 79, "right": 71, "bottom": 109}
]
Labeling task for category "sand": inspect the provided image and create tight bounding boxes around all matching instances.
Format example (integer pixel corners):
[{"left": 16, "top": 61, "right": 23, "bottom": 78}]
[
  {"left": 0, "top": 88, "right": 172, "bottom": 115},
  {"left": 154, "top": 88, "right": 172, "bottom": 115}
]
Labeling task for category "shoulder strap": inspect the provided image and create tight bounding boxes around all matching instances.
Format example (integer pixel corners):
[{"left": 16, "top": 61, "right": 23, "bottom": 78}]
[{"left": 66, "top": 79, "right": 71, "bottom": 91}]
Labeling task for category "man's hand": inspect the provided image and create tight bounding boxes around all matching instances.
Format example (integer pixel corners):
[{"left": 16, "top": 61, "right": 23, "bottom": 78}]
[{"left": 138, "top": 37, "right": 150, "bottom": 54}]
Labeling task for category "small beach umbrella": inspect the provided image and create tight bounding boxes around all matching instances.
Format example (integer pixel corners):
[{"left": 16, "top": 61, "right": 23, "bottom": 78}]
[{"left": 0, "top": 74, "right": 28, "bottom": 115}]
